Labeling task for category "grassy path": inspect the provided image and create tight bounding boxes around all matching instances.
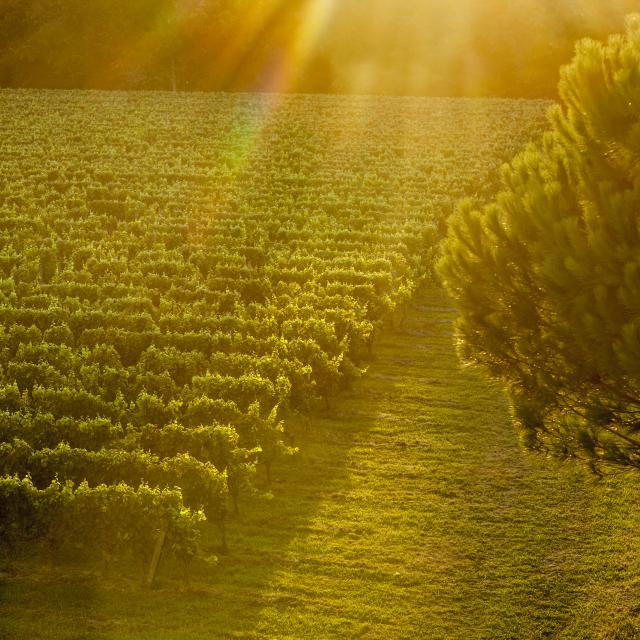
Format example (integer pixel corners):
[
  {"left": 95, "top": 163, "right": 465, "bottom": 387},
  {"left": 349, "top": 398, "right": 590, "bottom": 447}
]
[{"left": 2, "top": 286, "right": 640, "bottom": 639}]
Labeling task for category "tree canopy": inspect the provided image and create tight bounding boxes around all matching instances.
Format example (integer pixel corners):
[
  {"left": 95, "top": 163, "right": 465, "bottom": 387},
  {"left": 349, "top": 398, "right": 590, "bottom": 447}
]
[
  {"left": 0, "top": 0, "right": 637, "bottom": 96},
  {"left": 439, "top": 15, "right": 640, "bottom": 472}
]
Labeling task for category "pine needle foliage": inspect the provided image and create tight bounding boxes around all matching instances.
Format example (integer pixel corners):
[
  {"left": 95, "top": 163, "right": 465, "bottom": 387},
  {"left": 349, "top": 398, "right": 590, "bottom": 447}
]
[{"left": 439, "top": 15, "right": 640, "bottom": 473}]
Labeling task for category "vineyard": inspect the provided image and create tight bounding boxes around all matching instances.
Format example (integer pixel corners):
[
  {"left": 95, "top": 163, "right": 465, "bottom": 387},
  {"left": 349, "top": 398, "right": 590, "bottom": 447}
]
[{"left": 0, "top": 91, "right": 547, "bottom": 587}]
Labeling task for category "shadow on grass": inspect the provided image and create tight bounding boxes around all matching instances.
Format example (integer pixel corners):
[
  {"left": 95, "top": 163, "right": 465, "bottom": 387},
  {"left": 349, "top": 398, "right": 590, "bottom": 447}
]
[
  {"left": 4, "top": 285, "right": 635, "bottom": 640},
  {"left": 202, "top": 344, "right": 407, "bottom": 637},
  {"left": 0, "top": 318, "right": 407, "bottom": 640}
]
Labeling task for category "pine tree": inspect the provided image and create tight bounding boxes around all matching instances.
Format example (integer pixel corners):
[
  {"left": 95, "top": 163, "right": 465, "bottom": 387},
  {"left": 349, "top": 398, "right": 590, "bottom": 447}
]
[{"left": 439, "top": 15, "right": 640, "bottom": 473}]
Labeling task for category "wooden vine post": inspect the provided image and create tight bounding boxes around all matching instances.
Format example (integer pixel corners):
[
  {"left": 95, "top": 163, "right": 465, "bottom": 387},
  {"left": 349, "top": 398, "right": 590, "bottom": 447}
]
[{"left": 146, "top": 524, "right": 168, "bottom": 587}]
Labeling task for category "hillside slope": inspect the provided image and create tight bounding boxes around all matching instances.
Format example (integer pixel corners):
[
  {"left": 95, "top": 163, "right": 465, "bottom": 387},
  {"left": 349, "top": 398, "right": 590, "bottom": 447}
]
[{"left": 3, "top": 285, "right": 640, "bottom": 639}]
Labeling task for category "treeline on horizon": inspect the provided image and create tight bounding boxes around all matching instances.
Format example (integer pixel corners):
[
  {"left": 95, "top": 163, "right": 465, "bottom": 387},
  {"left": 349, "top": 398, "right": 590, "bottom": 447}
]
[{"left": 0, "top": 0, "right": 637, "bottom": 97}]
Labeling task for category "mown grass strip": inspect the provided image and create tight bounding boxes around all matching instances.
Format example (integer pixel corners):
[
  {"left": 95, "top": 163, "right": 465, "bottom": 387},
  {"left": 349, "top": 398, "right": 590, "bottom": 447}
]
[{"left": 2, "top": 286, "right": 640, "bottom": 639}]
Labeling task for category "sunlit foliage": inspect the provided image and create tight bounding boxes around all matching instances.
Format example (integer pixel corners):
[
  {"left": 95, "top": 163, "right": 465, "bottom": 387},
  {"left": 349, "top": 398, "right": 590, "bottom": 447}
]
[
  {"left": 0, "top": 90, "right": 544, "bottom": 575},
  {"left": 440, "top": 16, "right": 640, "bottom": 473}
]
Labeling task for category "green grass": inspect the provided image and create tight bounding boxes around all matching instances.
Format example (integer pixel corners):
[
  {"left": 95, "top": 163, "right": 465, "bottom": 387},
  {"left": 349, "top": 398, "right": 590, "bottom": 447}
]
[{"left": 2, "top": 286, "right": 640, "bottom": 639}]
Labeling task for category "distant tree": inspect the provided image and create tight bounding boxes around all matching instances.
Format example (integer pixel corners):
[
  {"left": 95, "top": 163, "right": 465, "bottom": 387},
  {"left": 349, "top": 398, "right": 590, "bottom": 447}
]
[
  {"left": 0, "top": 0, "right": 638, "bottom": 95},
  {"left": 439, "top": 16, "right": 640, "bottom": 472}
]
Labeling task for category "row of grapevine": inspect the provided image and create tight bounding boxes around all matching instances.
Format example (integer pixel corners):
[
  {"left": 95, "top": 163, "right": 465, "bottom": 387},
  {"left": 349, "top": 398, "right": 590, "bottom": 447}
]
[{"left": 0, "top": 90, "right": 547, "bottom": 579}]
